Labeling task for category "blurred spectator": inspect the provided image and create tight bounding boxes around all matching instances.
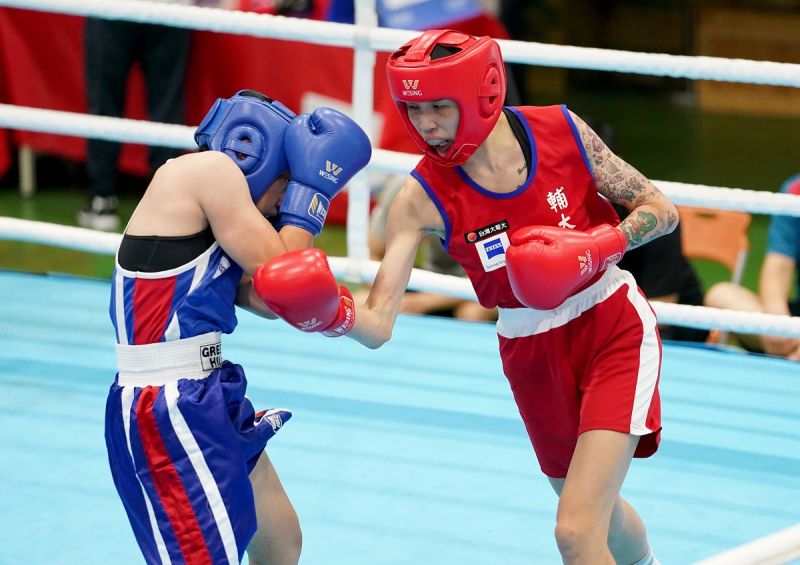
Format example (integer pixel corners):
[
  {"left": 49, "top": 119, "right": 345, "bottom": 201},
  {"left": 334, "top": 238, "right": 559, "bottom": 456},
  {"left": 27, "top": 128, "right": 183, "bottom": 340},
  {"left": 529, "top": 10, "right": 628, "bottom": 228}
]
[
  {"left": 593, "top": 118, "right": 706, "bottom": 342},
  {"left": 78, "top": 2, "right": 192, "bottom": 231},
  {"left": 238, "top": 0, "right": 314, "bottom": 16},
  {"left": 704, "top": 173, "right": 800, "bottom": 359},
  {"left": 497, "top": 0, "right": 532, "bottom": 104},
  {"left": 326, "top": 0, "right": 483, "bottom": 28},
  {"left": 614, "top": 203, "right": 708, "bottom": 343},
  {"left": 326, "top": 0, "right": 523, "bottom": 160},
  {"left": 360, "top": 175, "right": 498, "bottom": 322}
]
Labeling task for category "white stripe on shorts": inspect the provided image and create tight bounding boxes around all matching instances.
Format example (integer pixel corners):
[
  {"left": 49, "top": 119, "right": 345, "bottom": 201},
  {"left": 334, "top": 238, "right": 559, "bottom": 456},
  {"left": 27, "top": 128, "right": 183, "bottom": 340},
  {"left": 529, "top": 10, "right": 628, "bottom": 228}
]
[
  {"left": 164, "top": 382, "right": 239, "bottom": 565},
  {"left": 121, "top": 386, "right": 171, "bottom": 564},
  {"left": 115, "top": 271, "right": 128, "bottom": 345},
  {"left": 626, "top": 283, "right": 660, "bottom": 435}
]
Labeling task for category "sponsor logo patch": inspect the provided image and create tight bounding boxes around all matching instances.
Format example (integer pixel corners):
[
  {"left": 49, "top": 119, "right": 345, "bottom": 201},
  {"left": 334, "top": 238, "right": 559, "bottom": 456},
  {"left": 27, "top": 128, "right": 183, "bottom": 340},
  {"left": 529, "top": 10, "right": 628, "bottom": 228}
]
[
  {"left": 475, "top": 232, "right": 511, "bottom": 272},
  {"left": 308, "top": 193, "right": 330, "bottom": 226},
  {"left": 265, "top": 412, "right": 284, "bottom": 432},
  {"left": 200, "top": 341, "right": 222, "bottom": 370},
  {"left": 463, "top": 219, "right": 510, "bottom": 243},
  {"left": 212, "top": 256, "right": 230, "bottom": 279},
  {"left": 255, "top": 409, "right": 287, "bottom": 433}
]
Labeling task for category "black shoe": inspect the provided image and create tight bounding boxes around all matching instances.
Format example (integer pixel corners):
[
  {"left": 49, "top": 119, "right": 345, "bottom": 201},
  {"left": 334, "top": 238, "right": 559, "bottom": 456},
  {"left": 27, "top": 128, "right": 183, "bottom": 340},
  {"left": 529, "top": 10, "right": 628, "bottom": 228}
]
[{"left": 77, "top": 196, "right": 120, "bottom": 231}]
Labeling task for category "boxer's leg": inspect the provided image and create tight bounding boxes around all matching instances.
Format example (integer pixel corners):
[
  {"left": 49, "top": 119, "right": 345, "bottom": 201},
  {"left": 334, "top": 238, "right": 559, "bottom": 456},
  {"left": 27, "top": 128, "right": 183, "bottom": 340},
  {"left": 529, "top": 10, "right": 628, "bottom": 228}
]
[
  {"left": 548, "top": 431, "right": 652, "bottom": 564},
  {"left": 246, "top": 452, "right": 302, "bottom": 565}
]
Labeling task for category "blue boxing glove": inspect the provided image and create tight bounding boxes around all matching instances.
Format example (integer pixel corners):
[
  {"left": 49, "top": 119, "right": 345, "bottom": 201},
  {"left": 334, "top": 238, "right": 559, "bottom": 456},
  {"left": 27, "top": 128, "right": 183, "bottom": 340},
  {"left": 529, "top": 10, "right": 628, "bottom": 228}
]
[{"left": 277, "top": 108, "right": 372, "bottom": 236}]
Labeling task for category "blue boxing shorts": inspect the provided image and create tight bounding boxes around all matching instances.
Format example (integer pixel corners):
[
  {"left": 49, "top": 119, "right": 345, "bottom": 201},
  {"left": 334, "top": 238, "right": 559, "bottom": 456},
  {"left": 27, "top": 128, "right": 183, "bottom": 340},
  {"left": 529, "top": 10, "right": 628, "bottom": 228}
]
[{"left": 105, "top": 332, "right": 290, "bottom": 564}]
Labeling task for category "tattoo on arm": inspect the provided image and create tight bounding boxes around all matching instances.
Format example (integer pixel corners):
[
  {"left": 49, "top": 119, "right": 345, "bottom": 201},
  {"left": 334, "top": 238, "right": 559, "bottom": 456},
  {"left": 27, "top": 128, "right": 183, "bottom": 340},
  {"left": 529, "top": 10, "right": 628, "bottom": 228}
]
[
  {"left": 572, "top": 111, "right": 678, "bottom": 250},
  {"left": 619, "top": 211, "right": 657, "bottom": 246}
]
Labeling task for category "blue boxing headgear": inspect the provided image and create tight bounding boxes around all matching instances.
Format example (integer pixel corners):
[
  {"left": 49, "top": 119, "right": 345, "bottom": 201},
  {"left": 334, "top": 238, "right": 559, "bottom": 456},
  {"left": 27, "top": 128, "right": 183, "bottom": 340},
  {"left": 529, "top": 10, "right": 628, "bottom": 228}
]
[{"left": 194, "top": 90, "right": 296, "bottom": 202}]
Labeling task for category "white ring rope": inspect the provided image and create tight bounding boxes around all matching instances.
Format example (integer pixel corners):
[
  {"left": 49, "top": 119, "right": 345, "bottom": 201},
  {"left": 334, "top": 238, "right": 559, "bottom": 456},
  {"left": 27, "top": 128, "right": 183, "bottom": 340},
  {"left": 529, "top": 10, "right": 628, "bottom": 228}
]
[
  {"left": 693, "top": 523, "right": 800, "bottom": 565},
  {"left": 0, "top": 104, "right": 195, "bottom": 149},
  {"left": 0, "top": 217, "right": 122, "bottom": 255},
  {"left": 2, "top": 104, "right": 800, "bottom": 218},
  {"left": 3, "top": 216, "right": 800, "bottom": 339},
  {"left": 1, "top": 0, "right": 799, "bottom": 87}
]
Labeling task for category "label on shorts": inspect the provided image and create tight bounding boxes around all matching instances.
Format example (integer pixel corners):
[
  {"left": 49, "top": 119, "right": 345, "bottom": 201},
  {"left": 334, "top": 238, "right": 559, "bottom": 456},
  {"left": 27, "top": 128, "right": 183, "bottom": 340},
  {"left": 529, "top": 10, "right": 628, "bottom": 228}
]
[{"left": 200, "top": 341, "right": 222, "bottom": 371}]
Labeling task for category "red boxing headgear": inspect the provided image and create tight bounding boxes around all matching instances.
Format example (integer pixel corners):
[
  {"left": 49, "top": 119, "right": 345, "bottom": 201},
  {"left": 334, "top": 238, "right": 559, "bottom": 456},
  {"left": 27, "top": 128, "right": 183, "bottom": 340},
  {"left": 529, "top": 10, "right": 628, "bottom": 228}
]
[{"left": 386, "top": 30, "right": 506, "bottom": 166}]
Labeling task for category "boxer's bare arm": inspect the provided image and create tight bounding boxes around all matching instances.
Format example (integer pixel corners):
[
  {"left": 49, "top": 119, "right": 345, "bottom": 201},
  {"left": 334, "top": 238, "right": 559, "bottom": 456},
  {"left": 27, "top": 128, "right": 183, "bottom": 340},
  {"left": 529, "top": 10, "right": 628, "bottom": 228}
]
[
  {"left": 236, "top": 274, "right": 280, "bottom": 319},
  {"left": 128, "top": 152, "right": 312, "bottom": 276},
  {"left": 349, "top": 177, "right": 444, "bottom": 348}
]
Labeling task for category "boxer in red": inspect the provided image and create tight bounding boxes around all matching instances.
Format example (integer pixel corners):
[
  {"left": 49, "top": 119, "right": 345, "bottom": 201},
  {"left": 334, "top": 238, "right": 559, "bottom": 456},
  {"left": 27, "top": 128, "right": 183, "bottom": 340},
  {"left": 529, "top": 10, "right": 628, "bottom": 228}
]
[{"left": 255, "top": 31, "right": 676, "bottom": 564}]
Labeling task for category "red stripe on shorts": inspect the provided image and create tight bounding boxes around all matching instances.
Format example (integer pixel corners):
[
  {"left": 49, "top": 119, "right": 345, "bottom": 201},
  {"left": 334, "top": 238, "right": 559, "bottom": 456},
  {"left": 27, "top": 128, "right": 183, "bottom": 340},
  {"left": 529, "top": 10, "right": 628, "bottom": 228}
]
[{"left": 136, "top": 386, "right": 213, "bottom": 565}]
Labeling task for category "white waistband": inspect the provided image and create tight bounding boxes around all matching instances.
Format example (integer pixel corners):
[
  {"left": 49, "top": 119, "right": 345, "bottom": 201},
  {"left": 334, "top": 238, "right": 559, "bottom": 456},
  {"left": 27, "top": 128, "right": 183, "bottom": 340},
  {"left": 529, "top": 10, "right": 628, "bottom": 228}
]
[
  {"left": 116, "top": 331, "right": 223, "bottom": 386},
  {"left": 496, "top": 266, "right": 635, "bottom": 338}
]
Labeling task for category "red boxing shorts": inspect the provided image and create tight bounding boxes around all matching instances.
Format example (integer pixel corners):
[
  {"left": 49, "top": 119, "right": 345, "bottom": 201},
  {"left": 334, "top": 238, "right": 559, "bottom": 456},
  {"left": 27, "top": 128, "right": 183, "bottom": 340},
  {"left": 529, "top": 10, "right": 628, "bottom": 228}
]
[{"left": 496, "top": 266, "right": 662, "bottom": 478}]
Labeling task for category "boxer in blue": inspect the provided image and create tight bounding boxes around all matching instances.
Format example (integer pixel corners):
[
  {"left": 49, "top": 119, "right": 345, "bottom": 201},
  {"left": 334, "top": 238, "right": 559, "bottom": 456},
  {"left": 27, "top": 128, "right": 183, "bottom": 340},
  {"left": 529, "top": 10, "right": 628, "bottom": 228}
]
[{"left": 104, "top": 90, "right": 371, "bottom": 564}]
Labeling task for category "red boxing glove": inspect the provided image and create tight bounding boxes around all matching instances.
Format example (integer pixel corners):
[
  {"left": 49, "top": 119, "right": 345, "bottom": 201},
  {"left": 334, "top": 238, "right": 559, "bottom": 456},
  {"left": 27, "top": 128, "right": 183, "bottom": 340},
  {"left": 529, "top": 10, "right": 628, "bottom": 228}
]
[
  {"left": 505, "top": 224, "right": 626, "bottom": 310},
  {"left": 253, "top": 248, "right": 355, "bottom": 337}
]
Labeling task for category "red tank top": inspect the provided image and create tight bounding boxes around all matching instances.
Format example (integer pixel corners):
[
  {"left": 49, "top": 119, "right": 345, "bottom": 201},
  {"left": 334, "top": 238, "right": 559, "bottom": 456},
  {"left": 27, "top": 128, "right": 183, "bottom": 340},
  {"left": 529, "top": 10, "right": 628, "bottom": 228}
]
[{"left": 412, "top": 105, "right": 619, "bottom": 309}]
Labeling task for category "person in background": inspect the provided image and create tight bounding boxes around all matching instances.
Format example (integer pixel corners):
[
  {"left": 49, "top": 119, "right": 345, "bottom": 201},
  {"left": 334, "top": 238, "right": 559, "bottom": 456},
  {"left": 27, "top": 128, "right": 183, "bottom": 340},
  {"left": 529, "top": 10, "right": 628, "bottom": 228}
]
[
  {"left": 592, "top": 122, "right": 707, "bottom": 343},
  {"left": 256, "top": 30, "right": 676, "bottom": 564},
  {"left": 105, "top": 90, "right": 371, "bottom": 563},
  {"left": 704, "top": 173, "right": 800, "bottom": 360},
  {"left": 79, "top": 1, "right": 192, "bottom": 231},
  {"left": 613, "top": 207, "right": 707, "bottom": 343}
]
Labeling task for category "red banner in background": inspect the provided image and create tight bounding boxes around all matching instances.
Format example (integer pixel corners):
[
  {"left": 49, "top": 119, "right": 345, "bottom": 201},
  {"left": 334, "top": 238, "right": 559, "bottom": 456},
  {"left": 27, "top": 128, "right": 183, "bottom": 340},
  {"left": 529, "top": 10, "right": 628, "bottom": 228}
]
[{"left": 0, "top": 8, "right": 505, "bottom": 180}]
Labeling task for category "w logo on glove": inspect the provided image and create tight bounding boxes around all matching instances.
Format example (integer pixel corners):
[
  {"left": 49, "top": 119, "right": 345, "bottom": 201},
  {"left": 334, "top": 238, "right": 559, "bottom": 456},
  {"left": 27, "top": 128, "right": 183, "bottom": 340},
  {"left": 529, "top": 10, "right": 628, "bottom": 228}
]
[
  {"left": 254, "top": 248, "right": 357, "bottom": 338},
  {"left": 579, "top": 251, "right": 593, "bottom": 275},
  {"left": 297, "top": 317, "right": 325, "bottom": 331},
  {"left": 278, "top": 107, "right": 371, "bottom": 236},
  {"left": 325, "top": 161, "right": 343, "bottom": 176},
  {"left": 319, "top": 160, "right": 343, "bottom": 184}
]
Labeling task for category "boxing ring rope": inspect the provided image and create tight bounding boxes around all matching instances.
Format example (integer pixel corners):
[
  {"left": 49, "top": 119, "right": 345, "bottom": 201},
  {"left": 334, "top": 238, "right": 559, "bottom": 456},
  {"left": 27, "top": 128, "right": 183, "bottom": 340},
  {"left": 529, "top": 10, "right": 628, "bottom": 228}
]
[
  {"left": 3, "top": 211, "right": 800, "bottom": 340},
  {"left": 6, "top": 103, "right": 800, "bottom": 216},
  {"left": 3, "top": 0, "right": 800, "bottom": 87},
  {"left": 1, "top": 2, "right": 800, "bottom": 562},
  {"left": 694, "top": 523, "right": 800, "bottom": 565}
]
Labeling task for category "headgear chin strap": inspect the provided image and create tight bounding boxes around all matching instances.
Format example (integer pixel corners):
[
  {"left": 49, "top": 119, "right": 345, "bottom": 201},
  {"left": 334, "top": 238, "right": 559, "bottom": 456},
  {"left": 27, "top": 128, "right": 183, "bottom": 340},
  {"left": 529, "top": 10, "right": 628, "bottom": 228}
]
[
  {"left": 386, "top": 30, "right": 506, "bottom": 167},
  {"left": 194, "top": 90, "right": 296, "bottom": 202}
]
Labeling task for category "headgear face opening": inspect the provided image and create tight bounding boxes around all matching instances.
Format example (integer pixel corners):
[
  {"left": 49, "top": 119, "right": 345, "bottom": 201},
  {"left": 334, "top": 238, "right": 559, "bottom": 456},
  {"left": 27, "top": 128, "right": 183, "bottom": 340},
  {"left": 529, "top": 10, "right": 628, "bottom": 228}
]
[
  {"left": 194, "top": 90, "right": 296, "bottom": 202},
  {"left": 386, "top": 30, "right": 506, "bottom": 166}
]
